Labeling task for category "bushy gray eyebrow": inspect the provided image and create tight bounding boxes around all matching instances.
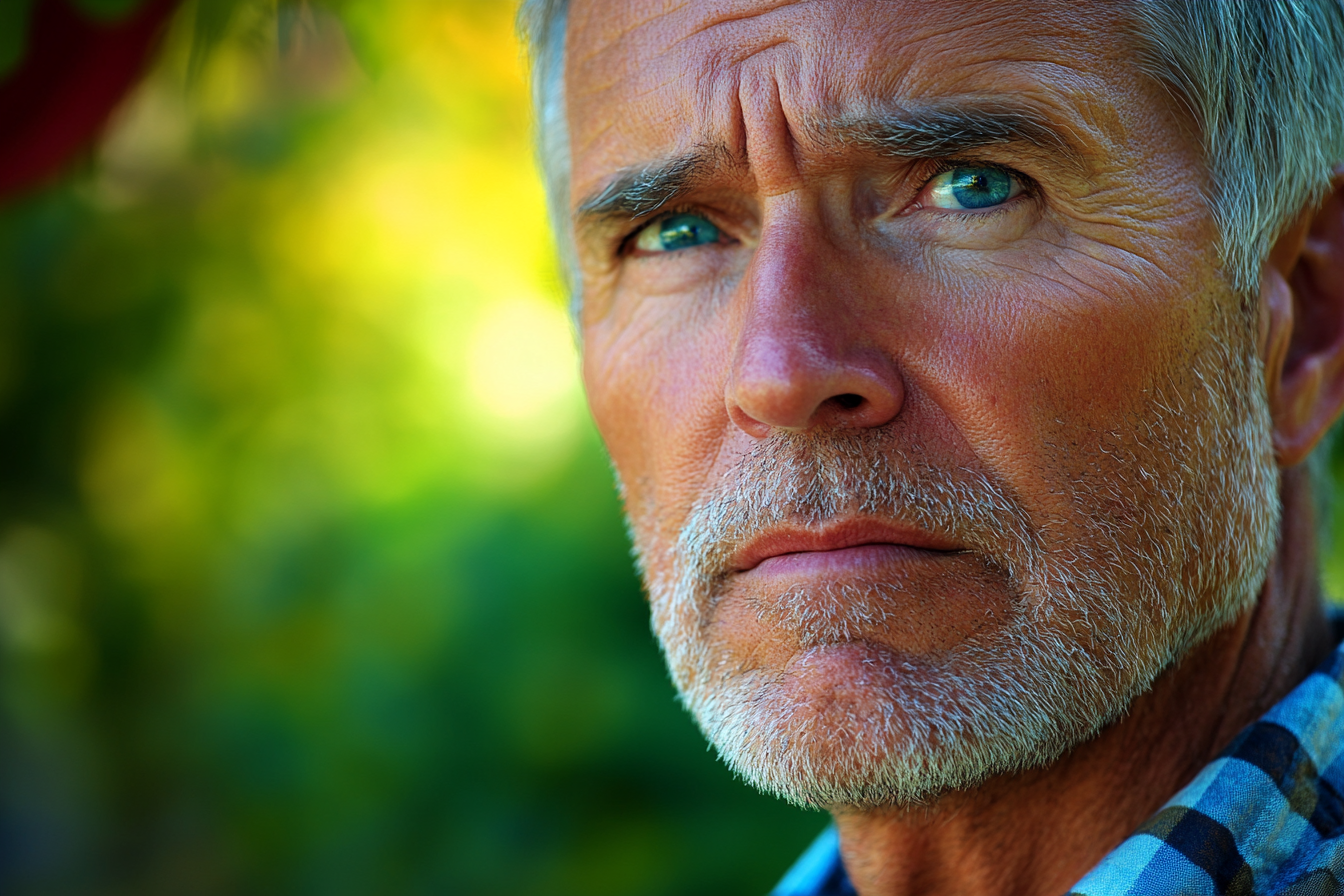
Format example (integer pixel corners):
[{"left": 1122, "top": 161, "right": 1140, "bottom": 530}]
[
  {"left": 576, "top": 148, "right": 727, "bottom": 222},
  {"left": 574, "top": 99, "right": 1086, "bottom": 231},
  {"left": 831, "top": 102, "right": 1085, "bottom": 172}
]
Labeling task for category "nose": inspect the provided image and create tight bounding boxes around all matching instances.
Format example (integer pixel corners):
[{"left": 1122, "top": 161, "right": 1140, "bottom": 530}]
[{"left": 725, "top": 213, "right": 904, "bottom": 437}]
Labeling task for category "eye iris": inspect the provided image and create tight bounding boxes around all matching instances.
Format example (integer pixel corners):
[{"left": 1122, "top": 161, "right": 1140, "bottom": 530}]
[
  {"left": 949, "top": 168, "right": 1011, "bottom": 209},
  {"left": 658, "top": 214, "right": 719, "bottom": 251}
]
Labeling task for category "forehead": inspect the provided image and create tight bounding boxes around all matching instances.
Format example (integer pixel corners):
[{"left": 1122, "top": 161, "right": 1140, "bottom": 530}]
[{"left": 566, "top": 0, "right": 1134, "bottom": 194}]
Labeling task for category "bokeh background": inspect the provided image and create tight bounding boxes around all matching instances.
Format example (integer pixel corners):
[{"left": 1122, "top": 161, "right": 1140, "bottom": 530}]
[
  {"left": 0, "top": 1, "right": 828, "bottom": 893},
  {"left": 2, "top": 2, "right": 1343, "bottom": 895}
]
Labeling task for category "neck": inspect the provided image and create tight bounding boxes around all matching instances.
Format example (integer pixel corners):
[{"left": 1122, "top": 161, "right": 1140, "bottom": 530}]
[{"left": 834, "top": 465, "right": 1334, "bottom": 896}]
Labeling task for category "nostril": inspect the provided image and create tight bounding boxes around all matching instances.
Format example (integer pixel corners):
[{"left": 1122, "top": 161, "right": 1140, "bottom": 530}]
[{"left": 832, "top": 393, "right": 864, "bottom": 410}]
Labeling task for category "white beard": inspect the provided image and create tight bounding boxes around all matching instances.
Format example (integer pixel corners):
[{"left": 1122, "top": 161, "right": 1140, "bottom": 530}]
[{"left": 624, "top": 312, "right": 1280, "bottom": 809}]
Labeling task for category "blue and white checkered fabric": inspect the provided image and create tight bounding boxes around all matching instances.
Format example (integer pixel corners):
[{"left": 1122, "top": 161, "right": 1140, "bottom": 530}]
[{"left": 771, "top": 638, "right": 1344, "bottom": 896}]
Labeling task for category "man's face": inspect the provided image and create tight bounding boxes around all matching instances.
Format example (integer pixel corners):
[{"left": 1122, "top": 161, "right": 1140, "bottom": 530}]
[{"left": 568, "top": 0, "right": 1281, "bottom": 807}]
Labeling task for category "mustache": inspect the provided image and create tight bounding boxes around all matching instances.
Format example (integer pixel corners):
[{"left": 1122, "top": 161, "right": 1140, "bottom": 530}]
[{"left": 672, "top": 428, "right": 1036, "bottom": 588}]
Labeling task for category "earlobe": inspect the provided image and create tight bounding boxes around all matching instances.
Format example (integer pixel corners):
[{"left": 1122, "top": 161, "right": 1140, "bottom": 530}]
[{"left": 1268, "top": 171, "right": 1344, "bottom": 467}]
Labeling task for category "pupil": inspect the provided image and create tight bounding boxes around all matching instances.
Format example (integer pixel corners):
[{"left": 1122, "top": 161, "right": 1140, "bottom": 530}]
[{"left": 950, "top": 168, "right": 1011, "bottom": 209}]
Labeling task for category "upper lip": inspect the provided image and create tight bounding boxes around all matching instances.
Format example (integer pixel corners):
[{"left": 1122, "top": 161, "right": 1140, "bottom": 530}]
[{"left": 730, "top": 518, "right": 965, "bottom": 573}]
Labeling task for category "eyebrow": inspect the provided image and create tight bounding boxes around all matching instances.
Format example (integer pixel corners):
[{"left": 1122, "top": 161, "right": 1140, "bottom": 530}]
[
  {"left": 576, "top": 146, "right": 731, "bottom": 223},
  {"left": 830, "top": 101, "right": 1087, "bottom": 173},
  {"left": 574, "top": 100, "right": 1087, "bottom": 229}
]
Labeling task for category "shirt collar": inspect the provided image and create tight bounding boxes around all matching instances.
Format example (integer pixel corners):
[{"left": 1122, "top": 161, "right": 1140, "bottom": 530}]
[{"left": 772, "top": 632, "right": 1344, "bottom": 896}]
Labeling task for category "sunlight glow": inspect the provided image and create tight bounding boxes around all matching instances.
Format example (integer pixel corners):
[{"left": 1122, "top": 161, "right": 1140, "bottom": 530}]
[{"left": 465, "top": 296, "right": 579, "bottom": 428}]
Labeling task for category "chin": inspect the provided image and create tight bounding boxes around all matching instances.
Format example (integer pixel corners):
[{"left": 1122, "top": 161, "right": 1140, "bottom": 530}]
[
  {"left": 673, "top": 632, "right": 1098, "bottom": 809},
  {"left": 661, "top": 567, "right": 1264, "bottom": 811}
]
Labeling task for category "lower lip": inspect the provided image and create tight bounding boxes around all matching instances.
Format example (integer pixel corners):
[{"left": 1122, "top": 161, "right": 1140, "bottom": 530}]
[{"left": 747, "top": 543, "right": 953, "bottom": 577}]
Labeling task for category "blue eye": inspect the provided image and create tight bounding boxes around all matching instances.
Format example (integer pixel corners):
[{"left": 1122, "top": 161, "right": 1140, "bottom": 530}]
[
  {"left": 924, "top": 167, "right": 1023, "bottom": 211},
  {"left": 633, "top": 213, "right": 721, "bottom": 253}
]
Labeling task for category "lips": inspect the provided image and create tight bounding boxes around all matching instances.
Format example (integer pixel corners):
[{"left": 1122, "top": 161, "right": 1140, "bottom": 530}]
[{"left": 730, "top": 518, "right": 965, "bottom": 573}]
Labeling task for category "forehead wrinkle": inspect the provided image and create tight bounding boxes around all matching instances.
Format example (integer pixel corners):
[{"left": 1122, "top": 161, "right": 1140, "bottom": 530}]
[
  {"left": 663, "top": 0, "right": 809, "bottom": 58},
  {"left": 572, "top": 0, "right": 806, "bottom": 97},
  {"left": 567, "top": 0, "right": 690, "bottom": 72}
]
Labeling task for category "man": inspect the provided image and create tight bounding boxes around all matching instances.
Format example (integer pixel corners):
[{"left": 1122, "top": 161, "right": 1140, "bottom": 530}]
[{"left": 520, "top": 0, "right": 1344, "bottom": 892}]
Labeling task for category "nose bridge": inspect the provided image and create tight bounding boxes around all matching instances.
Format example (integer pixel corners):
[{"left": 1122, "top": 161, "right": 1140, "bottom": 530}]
[
  {"left": 740, "top": 202, "right": 838, "bottom": 362},
  {"left": 726, "top": 199, "right": 904, "bottom": 435}
]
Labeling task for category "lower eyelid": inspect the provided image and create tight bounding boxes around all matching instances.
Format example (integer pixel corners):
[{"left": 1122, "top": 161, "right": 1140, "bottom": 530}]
[
  {"left": 900, "top": 194, "right": 1021, "bottom": 218},
  {"left": 887, "top": 193, "right": 1035, "bottom": 231}
]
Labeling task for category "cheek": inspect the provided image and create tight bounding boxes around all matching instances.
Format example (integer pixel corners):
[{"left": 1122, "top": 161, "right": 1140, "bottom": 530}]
[
  {"left": 910, "top": 246, "right": 1212, "bottom": 523},
  {"left": 964, "top": 294, "right": 1186, "bottom": 426},
  {"left": 582, "top": 297, "right": 736, "bottom": 529}
]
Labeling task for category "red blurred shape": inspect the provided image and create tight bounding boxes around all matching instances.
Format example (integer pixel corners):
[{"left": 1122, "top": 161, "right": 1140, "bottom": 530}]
[{"left": 0, "top": 0, "right": 180, "bottom": 201}]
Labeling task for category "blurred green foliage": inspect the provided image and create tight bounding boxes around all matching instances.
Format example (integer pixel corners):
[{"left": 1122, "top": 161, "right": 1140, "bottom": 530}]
[
  {"left": 0, "top": 1, "right": 821, "bottom": 893},
  {"left": 0, "top": 0, "right": 37, "bottom": 75},
  {"left": 71, "top": 0, "right": 151, "bottom": 20}
]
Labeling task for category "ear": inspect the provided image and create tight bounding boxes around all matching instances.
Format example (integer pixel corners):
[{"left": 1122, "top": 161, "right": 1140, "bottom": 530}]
[{"left": 1263, "top": 168, "right": 1344, "bottom": 467}]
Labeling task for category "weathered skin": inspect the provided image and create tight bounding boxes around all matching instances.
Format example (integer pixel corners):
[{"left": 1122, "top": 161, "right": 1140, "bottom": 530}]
[{"left": 564, "top": 1, "right": 1344, "bottom": 893}]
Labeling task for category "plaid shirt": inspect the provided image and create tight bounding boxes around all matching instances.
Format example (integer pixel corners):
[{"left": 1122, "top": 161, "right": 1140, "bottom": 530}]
[{"left": 771, "top": 633, "right": 1344, "bottom": 896}]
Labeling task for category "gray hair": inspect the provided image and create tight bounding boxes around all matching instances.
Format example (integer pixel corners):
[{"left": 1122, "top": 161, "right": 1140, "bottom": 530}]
[
  {"left": 1133, "top": 0, "right": 1344, "bottom": 297},
  {"left": 518, "top": 0, "right": 1344, "bottom": 301},
  {"left": 517, "top": 0, "right": 576, "bottom": 299},
  {"left": 1117, "top": 0, "right": 1344, "bottom": 513}
]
